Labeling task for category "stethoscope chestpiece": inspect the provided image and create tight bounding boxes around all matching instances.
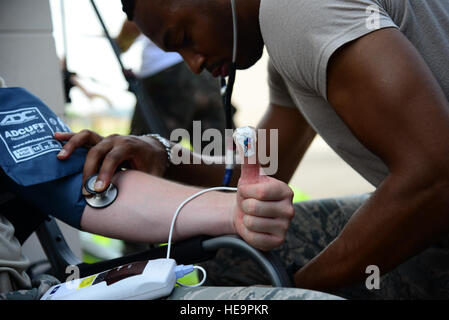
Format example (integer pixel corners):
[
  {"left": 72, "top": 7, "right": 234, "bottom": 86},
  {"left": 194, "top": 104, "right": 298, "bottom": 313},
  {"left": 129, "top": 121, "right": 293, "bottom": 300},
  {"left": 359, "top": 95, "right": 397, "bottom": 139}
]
[{"left": 84, "top": 174, "right": 118, "bottom": 209}]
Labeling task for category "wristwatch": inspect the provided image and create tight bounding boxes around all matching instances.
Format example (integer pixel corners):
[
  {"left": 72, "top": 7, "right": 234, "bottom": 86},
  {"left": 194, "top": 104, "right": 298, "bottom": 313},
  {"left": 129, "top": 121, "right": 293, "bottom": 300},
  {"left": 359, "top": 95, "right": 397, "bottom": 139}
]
[{"left": 144, "top": 134, "right": 172, "bottom": 168}]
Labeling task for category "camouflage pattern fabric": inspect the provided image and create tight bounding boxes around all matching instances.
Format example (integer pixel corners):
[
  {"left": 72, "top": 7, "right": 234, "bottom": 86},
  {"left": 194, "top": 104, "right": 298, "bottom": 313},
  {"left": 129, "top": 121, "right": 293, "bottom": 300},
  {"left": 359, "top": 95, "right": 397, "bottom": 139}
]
[
  {"left": 0, "top": 274, "right": 60, "bottom": 300},
  {"left": 168, "top": 286, "right": 343, "bottom": 300},
  {"left": 199, "top": 194, "right": 449, "bottom": 300},
  {"left": 0, "top": 276, "right": 341, "bottom": 300}
]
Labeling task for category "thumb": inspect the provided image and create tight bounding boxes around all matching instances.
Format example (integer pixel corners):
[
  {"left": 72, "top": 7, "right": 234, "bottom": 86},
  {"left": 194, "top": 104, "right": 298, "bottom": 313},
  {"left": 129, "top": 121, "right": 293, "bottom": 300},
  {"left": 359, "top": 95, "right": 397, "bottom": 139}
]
[{"left": 233, "top": 126, "right": 265, "bottom": 185}]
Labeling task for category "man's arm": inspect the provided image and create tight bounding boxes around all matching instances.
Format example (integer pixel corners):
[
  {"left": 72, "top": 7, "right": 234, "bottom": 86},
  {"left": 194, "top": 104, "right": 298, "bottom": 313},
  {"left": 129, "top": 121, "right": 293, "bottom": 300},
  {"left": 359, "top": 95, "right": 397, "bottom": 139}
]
[
  {"left": 80, "top": 169, "right": 294, "bottom": 251},
  {"left": 80, "top": 170, "right": 235, "bottom": 243},
  {"left": 258, "top": 103, "right": 316, "bottom": 183},
  {"left": 294, "top": 28, "right": 449, "bottom": 292}
]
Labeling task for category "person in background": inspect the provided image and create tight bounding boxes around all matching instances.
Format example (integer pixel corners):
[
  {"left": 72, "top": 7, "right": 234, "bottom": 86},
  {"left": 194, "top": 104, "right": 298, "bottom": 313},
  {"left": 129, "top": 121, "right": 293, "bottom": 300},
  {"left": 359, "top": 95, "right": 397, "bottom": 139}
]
[{"left": 60, "top": 58, "right": 112, "bottom": 107}]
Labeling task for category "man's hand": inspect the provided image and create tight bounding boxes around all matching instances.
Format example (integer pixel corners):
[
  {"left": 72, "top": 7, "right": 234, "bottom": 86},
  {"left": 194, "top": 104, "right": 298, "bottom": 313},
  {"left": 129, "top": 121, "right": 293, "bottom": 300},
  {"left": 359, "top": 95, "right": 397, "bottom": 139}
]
[{"left": 54, "top": 130, "right": 168, "bottom": 193}]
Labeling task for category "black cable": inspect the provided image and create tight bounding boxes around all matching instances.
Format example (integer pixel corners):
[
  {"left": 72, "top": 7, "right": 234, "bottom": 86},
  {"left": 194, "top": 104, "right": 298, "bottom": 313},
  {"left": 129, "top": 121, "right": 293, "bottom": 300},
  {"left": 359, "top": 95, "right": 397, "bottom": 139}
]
[{"left": 224, "top": 63, "right": 237, "bottom": 131}]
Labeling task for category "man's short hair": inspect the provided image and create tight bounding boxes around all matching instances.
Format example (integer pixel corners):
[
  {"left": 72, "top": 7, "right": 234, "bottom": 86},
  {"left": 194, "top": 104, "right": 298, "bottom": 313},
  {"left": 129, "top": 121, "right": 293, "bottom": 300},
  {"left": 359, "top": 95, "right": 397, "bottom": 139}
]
[{"left": 121, "top": 0, "right": 135, "bottom": 20}]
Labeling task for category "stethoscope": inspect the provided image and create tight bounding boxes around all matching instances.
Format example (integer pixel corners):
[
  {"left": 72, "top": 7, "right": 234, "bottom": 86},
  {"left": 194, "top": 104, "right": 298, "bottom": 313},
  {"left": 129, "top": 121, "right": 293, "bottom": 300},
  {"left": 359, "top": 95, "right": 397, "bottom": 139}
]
[
  {"left": 220, "top": 0, "right": 238, "bottom": 187},
  {"left": 84, "top": 174, "right": 118, "bottom": 209},
  {"left": 85, "top": 0, "right": 239, "bottom": 207}
]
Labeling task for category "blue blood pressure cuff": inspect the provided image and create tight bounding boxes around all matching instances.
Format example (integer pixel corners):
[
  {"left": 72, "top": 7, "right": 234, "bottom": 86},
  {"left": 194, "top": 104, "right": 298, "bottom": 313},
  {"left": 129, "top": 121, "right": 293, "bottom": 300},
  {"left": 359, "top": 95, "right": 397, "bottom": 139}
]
[{"left": 0, "top": 87, "right": 88, "bottom": 228}]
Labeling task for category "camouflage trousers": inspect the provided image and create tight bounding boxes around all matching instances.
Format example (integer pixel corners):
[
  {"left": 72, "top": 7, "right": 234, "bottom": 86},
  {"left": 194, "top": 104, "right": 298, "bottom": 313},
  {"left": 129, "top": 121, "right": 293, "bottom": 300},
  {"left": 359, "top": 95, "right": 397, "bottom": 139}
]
[
  {"left": 1, "top": 278, "right": 341, "bottom": 301},
  {"left": 168, "top": 286, "right": 342, "bottom": 300},
  {"left": 0, "top": 274, "right": 59, "bottom": 300},
  {"left": 195, "top": 194, "right": 449, "bottom": 300}
]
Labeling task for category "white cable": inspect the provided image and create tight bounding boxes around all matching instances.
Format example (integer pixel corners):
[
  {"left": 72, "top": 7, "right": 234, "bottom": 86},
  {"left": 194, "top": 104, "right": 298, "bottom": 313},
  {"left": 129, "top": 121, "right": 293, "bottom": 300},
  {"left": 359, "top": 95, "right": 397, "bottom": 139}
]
[
  {"left": 166, "top": 186, "right": 238, "bottom": 260},
  {"left": 176, "top": 266, "right": 207, "bottom": 288}
]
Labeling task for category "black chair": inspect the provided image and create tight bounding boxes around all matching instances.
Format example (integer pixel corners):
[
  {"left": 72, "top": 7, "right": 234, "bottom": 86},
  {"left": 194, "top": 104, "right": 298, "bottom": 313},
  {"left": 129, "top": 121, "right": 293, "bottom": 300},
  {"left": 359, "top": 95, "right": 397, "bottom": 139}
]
[{"left": 33, "top": 215, "right": 293, "bottom": 287}]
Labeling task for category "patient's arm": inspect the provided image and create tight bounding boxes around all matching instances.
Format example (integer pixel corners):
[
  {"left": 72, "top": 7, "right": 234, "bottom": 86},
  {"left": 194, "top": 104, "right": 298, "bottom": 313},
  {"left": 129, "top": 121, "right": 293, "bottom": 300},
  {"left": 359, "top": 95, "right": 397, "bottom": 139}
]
[
  {"left": 80, "top": 169, "right": 294, "bottom": 251},
  {"left": 80, "top": 170, "right": 234, "bottom": 243}
]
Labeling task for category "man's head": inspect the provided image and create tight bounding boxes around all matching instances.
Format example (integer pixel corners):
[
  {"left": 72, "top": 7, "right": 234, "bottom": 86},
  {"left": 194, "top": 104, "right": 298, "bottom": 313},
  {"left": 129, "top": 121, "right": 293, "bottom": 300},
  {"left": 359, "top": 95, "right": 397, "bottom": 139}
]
[{"left": 124, "top": 0, "right": 264, "bottom": 77}]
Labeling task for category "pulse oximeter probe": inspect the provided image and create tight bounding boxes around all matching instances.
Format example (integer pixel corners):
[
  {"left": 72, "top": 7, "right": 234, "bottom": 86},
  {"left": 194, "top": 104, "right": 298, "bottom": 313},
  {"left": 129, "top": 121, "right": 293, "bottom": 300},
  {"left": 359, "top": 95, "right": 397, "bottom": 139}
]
[{"left": 84, "top": 174, "right": 118, "bottom": 209}]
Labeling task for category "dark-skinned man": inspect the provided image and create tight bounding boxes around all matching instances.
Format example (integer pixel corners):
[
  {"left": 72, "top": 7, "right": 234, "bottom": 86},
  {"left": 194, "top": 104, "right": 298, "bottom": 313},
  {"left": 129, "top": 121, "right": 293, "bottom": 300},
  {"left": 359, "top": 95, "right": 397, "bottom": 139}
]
[{"left": 56, "top": 0, "right": 449, "bottom": 299}]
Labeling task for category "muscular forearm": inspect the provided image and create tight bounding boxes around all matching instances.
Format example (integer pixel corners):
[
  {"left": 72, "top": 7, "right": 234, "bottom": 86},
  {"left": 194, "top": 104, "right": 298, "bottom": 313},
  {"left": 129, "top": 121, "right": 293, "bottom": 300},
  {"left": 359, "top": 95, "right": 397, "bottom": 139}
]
[
  {"left": 295, "top": 173, "right": 449, "bottom": 292},
  {"left": 80, "top": 170, "right": 236, "bottom": 243},
  {"left": 257, "top": 104, "right": 316, "bottom": 183}
]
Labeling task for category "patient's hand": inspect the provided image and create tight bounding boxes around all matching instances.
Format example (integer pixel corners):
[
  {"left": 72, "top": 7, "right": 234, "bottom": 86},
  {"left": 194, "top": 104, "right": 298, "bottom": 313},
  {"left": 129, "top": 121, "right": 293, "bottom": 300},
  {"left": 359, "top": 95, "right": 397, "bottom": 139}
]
[
  {"left": 233, "top": 176, "right": 295, "bottom": 251},
  {"left": 232, "top": 127, "right": 294, "bottom": 251},
  {"left": 55, "top": 131, "right": 168, "bottom": 193}
]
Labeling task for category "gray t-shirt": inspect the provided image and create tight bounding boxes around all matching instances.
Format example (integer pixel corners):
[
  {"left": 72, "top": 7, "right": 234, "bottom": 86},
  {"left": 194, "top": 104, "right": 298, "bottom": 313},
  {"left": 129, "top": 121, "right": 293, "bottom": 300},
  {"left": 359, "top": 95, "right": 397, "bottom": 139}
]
[{"left": 260, "top": 0, "right": 449, "bottom": 187}]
